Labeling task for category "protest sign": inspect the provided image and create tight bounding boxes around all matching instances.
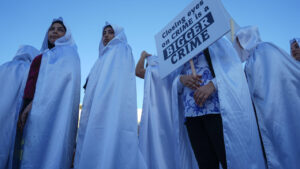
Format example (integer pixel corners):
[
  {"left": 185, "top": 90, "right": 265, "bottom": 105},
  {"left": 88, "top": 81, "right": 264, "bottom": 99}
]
[{"left": 155, "top": 0, "right": 231, "bottom": 78}]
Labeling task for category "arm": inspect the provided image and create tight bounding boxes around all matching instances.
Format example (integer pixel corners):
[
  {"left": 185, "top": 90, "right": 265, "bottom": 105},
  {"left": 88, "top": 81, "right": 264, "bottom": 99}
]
[
  {"left": 17, "top": 101, "right": 33, "bottom": 132},
  {"left": 135, "top": 51, "right": 151, "bottom": 79}
]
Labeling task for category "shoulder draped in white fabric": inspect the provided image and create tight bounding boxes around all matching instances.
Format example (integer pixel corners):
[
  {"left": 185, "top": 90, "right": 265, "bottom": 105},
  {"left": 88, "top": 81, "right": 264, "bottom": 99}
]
[{"left": 0, "top": 46, "right": 39, "bottom": 169}]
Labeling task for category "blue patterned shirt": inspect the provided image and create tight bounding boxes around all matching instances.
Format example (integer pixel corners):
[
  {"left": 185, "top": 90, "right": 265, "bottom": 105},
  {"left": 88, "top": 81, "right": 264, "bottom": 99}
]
[{"left": 181, "top": 52, "right": 220, "bottom": 117}]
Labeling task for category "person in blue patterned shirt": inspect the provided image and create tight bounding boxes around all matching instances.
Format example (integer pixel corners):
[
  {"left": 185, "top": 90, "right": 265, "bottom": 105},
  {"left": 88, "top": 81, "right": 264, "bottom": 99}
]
[{"left": 178, "top": 48, "right": 227, "bottom": 169}]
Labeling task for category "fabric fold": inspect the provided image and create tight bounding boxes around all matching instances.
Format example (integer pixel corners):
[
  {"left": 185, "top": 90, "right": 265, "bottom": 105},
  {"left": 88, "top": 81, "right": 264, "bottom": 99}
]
[
  {"left": 0, "top": 46, "right": 39, "bottom": 169},
  {"left": 16, "top": 17, "right": 81, "bottom": 169},
  {"left": 74, "top": 22, "right": 146, "bottom": 169}
]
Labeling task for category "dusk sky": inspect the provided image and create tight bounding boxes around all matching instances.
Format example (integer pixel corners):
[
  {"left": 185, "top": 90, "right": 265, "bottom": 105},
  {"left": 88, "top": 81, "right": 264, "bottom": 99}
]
[{"left": 0, "top": 0, "right": 299, "bottom": 108}]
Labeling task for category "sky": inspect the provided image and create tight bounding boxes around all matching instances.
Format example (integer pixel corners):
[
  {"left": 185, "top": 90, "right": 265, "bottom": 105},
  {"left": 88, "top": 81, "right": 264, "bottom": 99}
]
[{"left": 0, "top": 0, "right": 299, "bottom": 109}]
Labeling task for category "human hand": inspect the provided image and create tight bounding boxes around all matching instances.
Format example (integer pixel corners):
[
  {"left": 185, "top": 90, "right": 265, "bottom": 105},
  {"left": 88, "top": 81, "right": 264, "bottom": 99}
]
[
  {"left": 180, "top": 75, "right": 202, "bottom": 90},
  {"left": 136, "top": 51, "right": 151, "bottom": 79},
  {"left": 193, "top": 81, "right": 215, "bottom": 107},
  {"left": 141, "top": 51, "right": 151, "bottom": 59},
  {"left": 17, "top": 101, "right": 32, "bottom": 132}
]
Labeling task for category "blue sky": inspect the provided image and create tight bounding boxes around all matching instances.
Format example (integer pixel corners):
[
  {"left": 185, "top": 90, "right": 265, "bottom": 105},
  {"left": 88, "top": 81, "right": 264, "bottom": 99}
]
[{"left": 0, "top": 0, "right": 299, "bottom": 108}]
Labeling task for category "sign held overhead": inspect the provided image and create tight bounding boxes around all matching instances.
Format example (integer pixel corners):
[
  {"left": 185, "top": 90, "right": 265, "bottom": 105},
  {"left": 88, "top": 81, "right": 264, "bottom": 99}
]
[{"left": 155, "top": 0, "right": 231, "bottom": 78}]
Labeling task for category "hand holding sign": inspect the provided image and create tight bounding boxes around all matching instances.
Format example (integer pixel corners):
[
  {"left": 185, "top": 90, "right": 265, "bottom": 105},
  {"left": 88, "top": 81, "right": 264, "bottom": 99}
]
[
  {"left": 135, "top": 51, "right": 151, "bottom": 79},
  {"left": 180, "top": 74, "right": 202, "bottom": 90}
]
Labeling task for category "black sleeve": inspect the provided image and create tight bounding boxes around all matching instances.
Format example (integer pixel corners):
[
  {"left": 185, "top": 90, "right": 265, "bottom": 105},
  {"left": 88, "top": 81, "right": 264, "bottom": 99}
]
[
  {"left": 83, "top": 77, "right": 88, "bottom": 91},
  {"left": 204, "top": 48, "right": 215, "bottom": 78}
]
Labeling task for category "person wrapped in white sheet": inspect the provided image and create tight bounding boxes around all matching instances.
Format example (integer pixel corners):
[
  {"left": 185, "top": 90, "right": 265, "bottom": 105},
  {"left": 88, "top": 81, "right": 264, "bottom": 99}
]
[
  {"left": 74, "top": 22, "right": 146, "bottom": 169},
  {"left": 234, "top": 26, "right": 300, "bottom": 169},
  {"left": 172, "top": 37, "right": 267, "bottom": 169},
  {"left": 137, "top": 51, "right": 198, "bottom": 169},
  {"left": 12, "top": 17, "right": 81, "bottom": 169},
  {"left": 290, "top": 38, "right": 300, "bottom": 61},
  {"left": 0, "top": 46, "right": 39, "bottom": 169}
]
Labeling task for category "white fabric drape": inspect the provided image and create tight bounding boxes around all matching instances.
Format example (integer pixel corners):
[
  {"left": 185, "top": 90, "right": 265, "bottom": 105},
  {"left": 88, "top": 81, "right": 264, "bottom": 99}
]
[
  {"left": 74, "top": 22, "right": 146, "bottom": 169},
  {"left": 236, "top": 26, "right": 300, "bottom": 168},
  {"left": 173, "top": 37, "right": 267, "bottom": 169},
  {"left": 0, "top": 46, "right": 39, "bottom": 169},
  {"left": 138, "top": 55, "right": 198, "bottom": 169},
  {"left": 18, "top": 17, "right": 81, "bottom": 169}
]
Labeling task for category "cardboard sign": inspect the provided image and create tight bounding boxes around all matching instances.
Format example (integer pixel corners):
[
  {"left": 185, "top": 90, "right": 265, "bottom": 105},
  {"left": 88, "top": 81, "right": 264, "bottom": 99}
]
[{"left": 155, "top": 0, "right": 231, "bottom": 78}]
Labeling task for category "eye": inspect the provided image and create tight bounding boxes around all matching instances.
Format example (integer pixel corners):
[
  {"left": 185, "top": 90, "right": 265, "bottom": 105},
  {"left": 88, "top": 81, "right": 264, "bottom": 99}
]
[
  {"left": 58, "top": 27, "right": 65, "bottom": 32},
  {"left": 49, "top": 27, "right": 55, "bottom": 31},
  {"left": 108, "top": 30, "right": 114, "bottom": 35}
]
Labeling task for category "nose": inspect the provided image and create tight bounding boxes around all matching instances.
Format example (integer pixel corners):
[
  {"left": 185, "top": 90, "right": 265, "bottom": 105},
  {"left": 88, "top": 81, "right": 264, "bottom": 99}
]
[
  {"left": 52, "top": 28, "right": 58, "bottom": 34},
  {"left": 103, "top": 33, "right": 108, "bottom": 38}
]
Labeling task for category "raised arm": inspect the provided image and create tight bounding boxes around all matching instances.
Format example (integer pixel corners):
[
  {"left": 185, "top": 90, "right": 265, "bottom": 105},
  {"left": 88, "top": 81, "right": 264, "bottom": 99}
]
[{"left": 135, "top": 51, "right": 151, "bottom": 79}]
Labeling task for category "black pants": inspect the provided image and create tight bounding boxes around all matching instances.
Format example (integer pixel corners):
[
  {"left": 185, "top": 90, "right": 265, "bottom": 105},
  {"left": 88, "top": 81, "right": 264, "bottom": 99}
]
[
  {"left": 12, "top": 99, "right": 32, "bottom": 169},
  {"left": 185, "top": 114, "right": 227, "bottom": 169}
]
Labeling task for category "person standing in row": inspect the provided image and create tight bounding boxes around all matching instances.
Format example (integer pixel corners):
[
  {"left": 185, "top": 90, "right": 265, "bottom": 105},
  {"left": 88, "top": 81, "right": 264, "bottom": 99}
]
[
  {"left": 137, "top": 51, "right": 198, "bottom": 169},
  {"left": 0, "top": 46, "right": 39, "bottom": 169},
  {"left": 74, "top": 22, "right": 146, "bottom": 169},
  {"left": 13, "top": 17, "right": 81, "bottom": 169},
  {"left": 235, "top": 26, "right": 300, "bottom": 169},
  {"left": 172, "top": 37, "right": 266, "bottom": 169},
  {"left": 290, "top": 38, "right": 300, "bottom": 61}
]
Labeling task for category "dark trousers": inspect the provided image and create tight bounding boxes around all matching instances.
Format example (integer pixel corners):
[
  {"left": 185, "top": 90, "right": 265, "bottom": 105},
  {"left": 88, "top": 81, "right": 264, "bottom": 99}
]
[
  {"left": 12, "top": 99, "right": 31, "bottom": 169},
  {"left": 185, "top": 114, "right": 227, "bottom": 169}
]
